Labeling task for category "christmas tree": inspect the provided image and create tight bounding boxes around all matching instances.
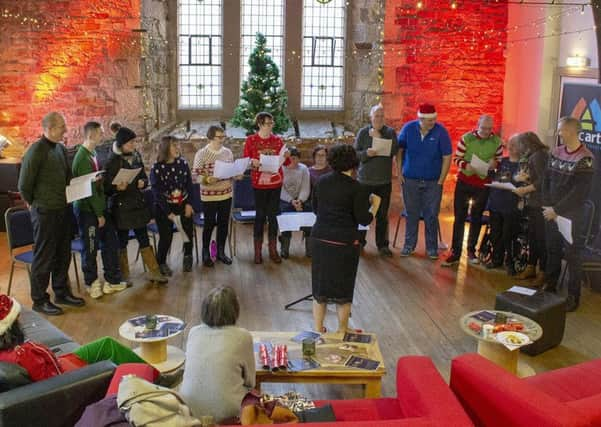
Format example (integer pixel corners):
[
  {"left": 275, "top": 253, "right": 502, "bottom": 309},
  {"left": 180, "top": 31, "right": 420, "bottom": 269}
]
[{"left": 231, "top": 33, "right": 291, "bottom": 135}]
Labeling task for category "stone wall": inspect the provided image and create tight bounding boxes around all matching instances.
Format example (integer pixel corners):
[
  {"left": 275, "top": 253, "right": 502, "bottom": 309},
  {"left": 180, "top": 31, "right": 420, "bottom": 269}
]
[
  {"left": 382, "top": 0, "right": 508, "bottom": 207},
  {"left": 0, "top": 0, "right": 149, "bottom": 155}
]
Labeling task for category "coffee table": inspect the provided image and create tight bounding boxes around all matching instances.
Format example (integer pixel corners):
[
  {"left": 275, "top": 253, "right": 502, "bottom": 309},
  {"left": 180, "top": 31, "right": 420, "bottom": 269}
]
[
  {"left": 251, "top": 331, "right": 386, "bottom": 398},
  {"left": 119, "top": 315, "right": 186, "bottom": 373},
  {"left": 460, "top": 310, "right": 543, "bottom": 376}
]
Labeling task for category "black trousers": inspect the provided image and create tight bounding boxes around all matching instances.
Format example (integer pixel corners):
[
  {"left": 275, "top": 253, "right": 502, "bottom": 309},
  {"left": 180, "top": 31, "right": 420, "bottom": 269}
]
[
  {"left": 526, "top": 206, "right": 547, "bottom": 271},
  {"left": 202, "top": 198, "right": 232, "bottom": 251},
  {"left": 359, "top": 182, "right": 391, "bottom": 249},
  {"left": 155, "top": 203, "right": 194, "bottom": 264},
  {"left": 253, "top": 188, "right": 281, "bottom": 240},
  {"left": 451, "top": 180, "right": 490, "bottom": 255},
  {"left": 545, "top": 218, "right": 584, "bottom": 300},
  {"left": 30, "top": 206, "right": 72, "bottom": 304},
  {"left": 489, "top": 210, "right": 519, "bottom": 265}
]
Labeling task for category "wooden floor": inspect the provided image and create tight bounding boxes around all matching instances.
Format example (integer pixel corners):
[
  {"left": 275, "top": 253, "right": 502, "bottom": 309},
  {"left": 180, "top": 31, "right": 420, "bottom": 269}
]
[{"left": 2, "top": 196, "right": 601, "bottom": 400}]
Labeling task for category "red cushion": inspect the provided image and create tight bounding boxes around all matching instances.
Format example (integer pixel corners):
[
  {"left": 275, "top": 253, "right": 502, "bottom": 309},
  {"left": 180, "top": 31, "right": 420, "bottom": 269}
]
[
  {"left": 396, "top": 356, "right": 473, "bottom": 425},
  {"left": 105, "top": 363, "right": 159, "bottom": 396},
  {"left": 316, "top": 398, "right": 403, "bottom": 421},
  {"left": 567, "top": 394, "right": 601, "bottom": 426},
  {"left": 524, "top": 358, "right": 601, "bottom": 402}
]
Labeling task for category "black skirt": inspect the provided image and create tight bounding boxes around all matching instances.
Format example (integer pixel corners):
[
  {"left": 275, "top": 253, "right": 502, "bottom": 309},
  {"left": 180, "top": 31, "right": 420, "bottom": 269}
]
[{"left": 311, "top": 238, "right": 360, "bottom": 304}]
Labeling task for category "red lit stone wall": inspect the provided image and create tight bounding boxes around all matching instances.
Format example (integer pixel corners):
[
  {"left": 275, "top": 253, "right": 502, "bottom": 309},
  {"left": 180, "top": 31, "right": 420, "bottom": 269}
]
[
  {"left": 0, "top": 1, "right": 142, "bottom": 154},
  {"left": 382, "top": 0, "right": 508, "bottom": 142}
]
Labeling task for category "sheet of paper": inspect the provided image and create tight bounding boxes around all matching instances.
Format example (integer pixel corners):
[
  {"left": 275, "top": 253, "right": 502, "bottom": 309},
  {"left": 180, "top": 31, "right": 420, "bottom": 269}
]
[
  {"left": 111, "top": 167, "right": 142, "bottom": 185},
  {"left": 485, "top": 181, "right": 517, "bottom": 191},
  {"left": 173, "top": 215, "right": 190, "bottom": 243},
  {"left": 66, "top": 180, "right": 92, "bottom": 203},
  {"left": 470, "top": 154, "right": 491, "bottom": 176},
  {"left": 259, "top": 154, "right": 280, "bottom": 173},
  {"left": 240, "top": 210, "right": 256, "bottom": 217},
  {"left": 213, "top": 157, "right": 250, "bottom": 179},
  {"left": 372, "top": 137, "right": 392, "bottom": 157},
  {"left": 277, "top": 212, "right": 317, "bottom": 232},
  {"left": 65, "top": 171, "right": 103, "bottom": 203},
  {"left": 556, "top": 215, "right": 573, "bottom": 244},
  {"left": 507, "top": 286, "right": 537, "bottom": 296}
]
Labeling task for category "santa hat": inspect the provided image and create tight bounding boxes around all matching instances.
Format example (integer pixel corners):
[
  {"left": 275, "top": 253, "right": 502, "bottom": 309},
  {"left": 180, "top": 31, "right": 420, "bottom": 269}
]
[
  {"left": 417, "top": 103, "right": 437, "bottom": 119},
  {"left": 0, "top": 294, "right": 21, "bottom": 335}
]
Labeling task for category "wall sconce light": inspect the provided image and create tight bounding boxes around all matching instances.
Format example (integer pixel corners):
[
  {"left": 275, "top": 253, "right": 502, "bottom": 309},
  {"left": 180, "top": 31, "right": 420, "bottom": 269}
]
[
  {"left": 0, "top": 134, "right": 12, "bottom": 159},
  {"left": 566, "top": 55, "right": 590, "bottom": 68}
]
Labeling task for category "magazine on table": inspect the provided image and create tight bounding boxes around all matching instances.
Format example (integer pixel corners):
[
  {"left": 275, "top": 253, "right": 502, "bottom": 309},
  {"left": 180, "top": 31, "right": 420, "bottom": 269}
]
[
  {"left": 344, "top": 355, "right": 380, "bottom": 370},
  {"left": 133, "top": 322, "right": 185, "bottom": 339},
  {"left": 291, "top": 331, "right": 321, "bottom": 343},
  {"left": 288, "top": 358, "right": 320, "bottom": 372},
  {"left": 342, "top": 332, "right": 372, "bottom": 344},
  {"left": 128, "top": 315, "right": 171, "bottom": 327}
]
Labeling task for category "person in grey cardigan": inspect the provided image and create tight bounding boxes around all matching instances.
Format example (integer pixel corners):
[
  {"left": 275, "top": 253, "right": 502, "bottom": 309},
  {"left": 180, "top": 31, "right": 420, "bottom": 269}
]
[
  {"left": 279, "top": 147, "right": 312, "bottom": 258},
  {"left": 180, "top": 286, "right": 255, "bottom": 422},
  {"left": 354, "top": 104, "right": 398, "bottom": 257}
]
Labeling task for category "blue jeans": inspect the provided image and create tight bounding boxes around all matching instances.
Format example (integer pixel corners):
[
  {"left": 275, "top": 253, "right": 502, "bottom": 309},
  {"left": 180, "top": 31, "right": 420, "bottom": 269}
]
[
  {"left": 402, "top": 178, "right": 442, "bottom": 253},
  {"left": 76, "top": 209, "right": 122, "bottom": 286}
]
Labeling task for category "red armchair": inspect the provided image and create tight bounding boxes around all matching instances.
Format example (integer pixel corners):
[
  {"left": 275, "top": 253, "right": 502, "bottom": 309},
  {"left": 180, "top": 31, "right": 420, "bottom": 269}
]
[
  {"left": 314, "top": 356, "right": 473, "bottom": 427},
  {"left": 450, "top": 353, "right": 601, "bottom": 427}
]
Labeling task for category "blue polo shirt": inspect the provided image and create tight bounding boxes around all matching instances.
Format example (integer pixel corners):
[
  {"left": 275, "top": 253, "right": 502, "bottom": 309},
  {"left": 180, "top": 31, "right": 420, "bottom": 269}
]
[{"left": 398, "top": 120, "right": 453, "bottom": 180}]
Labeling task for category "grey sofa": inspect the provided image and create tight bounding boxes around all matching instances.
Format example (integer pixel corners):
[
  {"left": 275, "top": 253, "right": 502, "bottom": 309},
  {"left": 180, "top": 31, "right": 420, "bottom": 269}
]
[{"left": 0, "top": 309, "right": 116, "bottom": 427}]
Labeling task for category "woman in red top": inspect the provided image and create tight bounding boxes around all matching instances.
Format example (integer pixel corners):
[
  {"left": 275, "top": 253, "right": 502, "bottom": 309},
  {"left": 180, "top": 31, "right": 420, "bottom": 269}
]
[{"left": 243, "top": 112, "right": 289, "bottom": 264}]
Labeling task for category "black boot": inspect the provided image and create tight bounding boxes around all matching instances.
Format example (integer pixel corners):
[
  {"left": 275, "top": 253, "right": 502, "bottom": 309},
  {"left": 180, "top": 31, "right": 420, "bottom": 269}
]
[
  {"left": 183, "top": 255, "right": 193, "bottom": 272},
  {"left": 202, "top": 246, "right": 214, "bottom": 267},
  {"left": 217, "top": 246, "right": 232, "bottom": 265},
  {"left": 279, "top": 234, "right": 291, "bottom": 259}
]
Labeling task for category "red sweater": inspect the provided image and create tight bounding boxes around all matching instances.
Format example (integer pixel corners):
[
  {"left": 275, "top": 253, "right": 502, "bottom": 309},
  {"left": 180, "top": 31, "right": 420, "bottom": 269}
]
[{"left": 243, "top": 133, "right": 288, "bottom": 189}]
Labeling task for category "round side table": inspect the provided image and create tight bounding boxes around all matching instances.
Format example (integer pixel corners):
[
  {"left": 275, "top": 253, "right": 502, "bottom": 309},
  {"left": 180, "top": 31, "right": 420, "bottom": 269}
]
[
  {"left": 460, "top": 310, "right": 542, "bottom": 376},
  {"left": 119, "top": 315, "right": 186, "bottom": 373}
]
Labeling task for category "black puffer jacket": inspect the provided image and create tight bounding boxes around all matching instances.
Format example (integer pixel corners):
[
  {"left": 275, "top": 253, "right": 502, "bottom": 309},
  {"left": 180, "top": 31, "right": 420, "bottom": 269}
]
[{"left": 104, "top": 143, "right": 151, "bottom": 230}]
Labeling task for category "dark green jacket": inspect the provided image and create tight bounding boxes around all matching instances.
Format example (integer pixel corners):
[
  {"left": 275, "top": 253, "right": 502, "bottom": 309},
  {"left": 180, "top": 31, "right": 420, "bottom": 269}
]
[
  {"left": 72, "top": 144, "right": 105, "bottom": 217},
  {"left": 18, "top": 136, "right": 70, "bottom": 209}
]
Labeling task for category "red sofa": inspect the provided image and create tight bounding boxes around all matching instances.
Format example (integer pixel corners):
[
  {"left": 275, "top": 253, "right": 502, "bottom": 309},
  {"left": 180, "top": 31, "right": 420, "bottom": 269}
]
[
  {"left": 310, "top": 356, "right": 473, "bottom": 427},
  {"left": 450, "top": 353, "right": 601, "bottom": 427}
]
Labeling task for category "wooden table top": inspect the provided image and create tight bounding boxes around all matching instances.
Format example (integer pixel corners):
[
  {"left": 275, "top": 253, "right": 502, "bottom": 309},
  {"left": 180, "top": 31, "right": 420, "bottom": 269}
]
[
  {"left": 460, "top": 310, "right": 543, "bottom": 344},
  {"left": 251, "top": 331, "right": 386, "bottom": 377}
]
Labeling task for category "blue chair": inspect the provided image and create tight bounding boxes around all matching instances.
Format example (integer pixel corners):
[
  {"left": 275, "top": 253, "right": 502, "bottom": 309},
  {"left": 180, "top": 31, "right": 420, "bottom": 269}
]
[
  {"left": 142, "top": 188, "right": 160, "bottom": 254},
  {"left": 70, "top": 237, "right": 84, "bottom": 291},
  {"left": 230, "top": 175, "right": 256, "bottom": 256},
  {"left": 4, "top": 207, "right": 34, "bottom": 295},
  {"left": 189, "top": 183, "right": 205, "bottom": 264}
]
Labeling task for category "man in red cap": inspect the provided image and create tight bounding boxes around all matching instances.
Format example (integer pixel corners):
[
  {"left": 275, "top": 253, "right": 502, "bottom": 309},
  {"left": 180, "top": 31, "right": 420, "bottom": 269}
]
[
  {"left": 442, "top": 115, "right": 503, "bottom": 267},
  {"left": 397, "top": 104, "right": 452, "bottom": 259}
]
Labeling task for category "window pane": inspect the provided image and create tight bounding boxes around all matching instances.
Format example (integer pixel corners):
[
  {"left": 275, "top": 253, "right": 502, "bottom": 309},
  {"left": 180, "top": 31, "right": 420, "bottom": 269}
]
[
  {"left": 240, "top": 0, "right": 285, "bottom": 86},
  {"left": 301, "top": 0, "right": 346, "bottom": 110},
  {"left": 178, "top": 0, "right": 222, "bottom": 109}
]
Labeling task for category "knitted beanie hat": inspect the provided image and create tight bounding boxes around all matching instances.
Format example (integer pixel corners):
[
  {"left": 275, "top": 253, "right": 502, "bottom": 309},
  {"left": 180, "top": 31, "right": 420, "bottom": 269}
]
[
  {"left": 115, "top": 127, "right": 137, "bottom": 148},
  {"left": 0, "top": 294, "right": 21, "bottom": 335}
]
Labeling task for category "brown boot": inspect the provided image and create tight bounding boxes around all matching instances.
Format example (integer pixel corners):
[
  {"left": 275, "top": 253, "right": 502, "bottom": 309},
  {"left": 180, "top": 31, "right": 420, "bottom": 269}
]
[
  {"left": 516, "top": 264, "right": 536, "bottom": 280},
  {"left": 119, "top": 249, "right": 130, "bottom": 280},
  {"left": 140, "top": 246, "right": 168, "bottom": 284},
  {"left": 268, "top": 239, "right": 282, "bottom": 264},
  {"left": 254, "top": 239, "right": 263, "bottom": 264}
]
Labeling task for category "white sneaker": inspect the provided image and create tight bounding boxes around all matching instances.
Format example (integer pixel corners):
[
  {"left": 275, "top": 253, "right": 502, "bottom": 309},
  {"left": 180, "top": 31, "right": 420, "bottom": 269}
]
[
  {"left": 103, "top": 281, "right": 128, "bottom": 294},
  {"left": 87, "top": 280, "right": 104, "bottom": 299}
]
